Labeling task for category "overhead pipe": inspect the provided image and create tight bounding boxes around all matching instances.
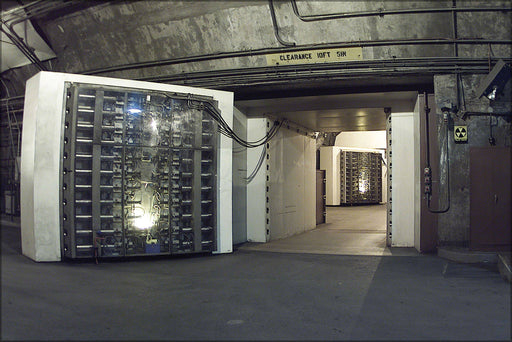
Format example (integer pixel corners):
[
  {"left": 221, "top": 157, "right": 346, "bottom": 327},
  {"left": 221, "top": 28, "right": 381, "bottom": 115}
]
[
  {"left": 138, "top": 61, "right": 512, "bottom": 89},
  {"left": 80, "top": 0, "right": 510, "bottom": 75},
  {"left": 82, "top": 39, "right": 512, "bottom": 76},
  {"left": 0, "top": 95, "right": 25, "bottom": 103},
  {"left": 0, "top": 24, "right": 47, "bottom": 70},
  {"left": 1, "top": 0, "right": 80, "bottom": 72},
  {"left": 451, "top": 0, "right": 459, "bottom": 58},
  {"left": 290, "top": 0, "right": 511, "bottom": 21},
  {"left": 1, "top": 0, "right": 46, "bottom": 17},
  {"left": 424, "top": 93, "right": 450, "bottom": 214},
  {"left": 268, "top": 0, "right": 295, "bottom": 47},
  {"left": 6, "top": 1, "right": 81, "bottom": 28},
  {"left": 134, "top": 57, "right": 512, "bottom": 83}
]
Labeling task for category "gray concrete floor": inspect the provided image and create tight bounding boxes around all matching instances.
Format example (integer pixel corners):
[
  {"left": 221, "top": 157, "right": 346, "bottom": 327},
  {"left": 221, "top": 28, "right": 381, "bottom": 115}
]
[
  {"left": 1, "top": 215, "right": 511, "bottom": 341},
  {"left": 241, "top": 204, "right": 417, "bottom": 256}
]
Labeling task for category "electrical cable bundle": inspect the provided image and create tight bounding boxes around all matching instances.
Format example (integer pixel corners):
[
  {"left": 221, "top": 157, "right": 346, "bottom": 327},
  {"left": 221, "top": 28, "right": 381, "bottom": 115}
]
[
  {"left": 185, "top": 97, "right": 285, "bottom": 148},
  {"left": 158, "top": 92, "right": 284, "bottom": 147},
  {"left": 244, "top": 144, "right": 266, "bottom": 183}
]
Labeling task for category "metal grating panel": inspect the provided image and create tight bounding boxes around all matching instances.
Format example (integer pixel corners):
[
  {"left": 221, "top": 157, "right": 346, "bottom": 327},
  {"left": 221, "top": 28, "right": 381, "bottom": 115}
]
[
  {"left": 340, "top": 151, "right": 382, "bottom": 204},
  {"left": 61, "top": 83, "right": 218, "bottom": 258}
]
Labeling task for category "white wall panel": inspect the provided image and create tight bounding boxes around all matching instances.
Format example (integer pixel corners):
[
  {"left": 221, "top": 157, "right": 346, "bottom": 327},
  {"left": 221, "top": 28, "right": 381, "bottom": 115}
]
[
  {"left": 232, "top": 107, "right": 248, "bottom": 245},
  {"left": 20, "top": 73, "right": 41, "bottom": 261},
  {"left": 390, "top": 113, "right": 416, "bottom": 247},
  {"left": 413, "top": 97, "right": 422, "bottom": 251},
  {"left": 335, "top": 131, "right": 387, "bottom": 149},
  {"left": 246, "top": 118, "right": 268, "bottom": 242},
  {"left": 268, "top": 128, "right": 316, "bottom": 240},
  {"left": 304, "top": 136, "right": 316, "bottom": 230},
  {"left": 320, "top": 146, "right": 341, "bottom": 205}
]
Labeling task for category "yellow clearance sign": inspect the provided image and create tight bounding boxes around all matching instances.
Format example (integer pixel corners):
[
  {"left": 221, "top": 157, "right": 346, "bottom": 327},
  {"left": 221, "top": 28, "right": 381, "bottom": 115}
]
[{"left": 266, "top": 47, "right": 363, "bottom": 66}]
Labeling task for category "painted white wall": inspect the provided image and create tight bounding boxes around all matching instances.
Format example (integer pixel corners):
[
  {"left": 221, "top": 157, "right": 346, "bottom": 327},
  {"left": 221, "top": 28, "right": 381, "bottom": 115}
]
[
  {"left": 246, "top": 118, "right": 268, "bottom": 242},
  {"left": 232, "top": 107, "right": 248, "bottom": 245},
  {"left": 21, "top": 71, "right": 234, "bottom": 261},
  {"left": 381, "top": 151, "right": 388, "bottom": 204},
  {"left": 390, "top": 113, "right": 416, "bottom": 247},
  {"left": 20, "top": 72, "right": 41, "bottom": 261},
  {"left": 413, "top": 97, "right": 422, "bottom": 251},
  {"left": 303, "top": 137, "right": 316, "bottom": 231},
  {"left": 335, "top": 131, "right": 387, "bottom": 149},
  {"left": 320, "top": 146, "right": 341, "bottom": 205},
  {"left": 268, "top": 127, "right": 316, "bottom": 240}
]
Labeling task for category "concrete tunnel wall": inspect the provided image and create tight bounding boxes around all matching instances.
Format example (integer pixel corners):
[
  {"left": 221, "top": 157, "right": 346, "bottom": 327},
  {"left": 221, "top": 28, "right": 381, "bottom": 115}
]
[
  {"left": 3, "top": 0, "right": 511, "bottom": 92},
  {"left": 434, "top": 74, "right": 512, "bottom": 245},
  {"left": 1, "top": 0, "right": 511, "bottom": 247}
]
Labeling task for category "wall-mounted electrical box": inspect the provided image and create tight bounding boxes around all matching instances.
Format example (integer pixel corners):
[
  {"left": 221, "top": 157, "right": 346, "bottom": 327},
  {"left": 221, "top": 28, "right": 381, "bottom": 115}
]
[{"left": 21, "top": 72, "right": 234, "bottom": 261}]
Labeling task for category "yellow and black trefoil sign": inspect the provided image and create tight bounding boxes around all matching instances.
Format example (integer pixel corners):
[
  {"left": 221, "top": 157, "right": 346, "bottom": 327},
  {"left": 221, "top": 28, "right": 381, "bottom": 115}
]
[{"left": 454, "top": 126, "right": 468, "bottom": 142}]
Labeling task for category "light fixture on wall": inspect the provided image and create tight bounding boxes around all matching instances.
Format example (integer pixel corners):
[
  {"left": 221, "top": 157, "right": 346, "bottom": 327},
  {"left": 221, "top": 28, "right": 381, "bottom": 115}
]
[{"left": 475, "top": 59, "right": 511, "bottom": 101}]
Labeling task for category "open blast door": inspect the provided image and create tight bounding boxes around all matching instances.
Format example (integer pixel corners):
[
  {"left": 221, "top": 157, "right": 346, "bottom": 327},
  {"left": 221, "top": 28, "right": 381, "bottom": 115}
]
[{"left": 21, "top": 72, "right": 233, "bottom": 261}]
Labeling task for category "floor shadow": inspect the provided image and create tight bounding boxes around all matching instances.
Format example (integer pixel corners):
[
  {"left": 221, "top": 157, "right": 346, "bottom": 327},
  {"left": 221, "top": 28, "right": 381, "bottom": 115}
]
[
  {"left": 349, "top": 256, "right": 510, "bottom": 340},
  {"left": 1, "top": 225, "right": 22, "bottom": 256}
]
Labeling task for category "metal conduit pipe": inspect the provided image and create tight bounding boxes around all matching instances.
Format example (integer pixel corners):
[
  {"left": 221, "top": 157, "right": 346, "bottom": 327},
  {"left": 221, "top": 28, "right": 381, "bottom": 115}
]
[
  {"left": 268, "top": 0, "right": 295, "bottom": 47},
  {"left": 1, "top": 0, "right": 46, "bottom": 16},
  {"left": 0, "top": 24, "right": 47, "bottom": 70},
  {"left": 130, "top": 56, "right": 512, "bottom": 78},
  {"left": 140, "top": 59, "right": 496, "bottom": 80},
  {"left": 0, "top": 96, "right": 25, "bottom": 103},
  {"left": 135, "top": 57, "right": 512, "bottom": 85},
  {"left": 424, "top": 93, "right": 450, "bottom": 213},
  {"left": 290, "top": 0, "right": 511, "bottom": 21},
  {"left": 6, "top": 0, "right": 81, "bottom": 28},
  {"left": 154, "top": 74, "right": 474, "bottom": 88},
  {"left": 1, "top": 0, "right": 80, "bottom": 72},
  {"left": 82, "top": 39, "right": 512, "bottom": 76},
  {"left": 3, "top": 58, "right": 510, "bottom": 99}
]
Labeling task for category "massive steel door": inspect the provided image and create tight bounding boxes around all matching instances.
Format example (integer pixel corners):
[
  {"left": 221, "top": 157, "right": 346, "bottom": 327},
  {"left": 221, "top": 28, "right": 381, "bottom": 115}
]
[{"left": 61, "top": 83, "right": 218, "bottom": 258}]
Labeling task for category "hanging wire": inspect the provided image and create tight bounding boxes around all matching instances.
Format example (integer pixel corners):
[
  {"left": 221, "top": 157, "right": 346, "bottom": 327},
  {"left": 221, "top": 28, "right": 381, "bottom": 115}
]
[
  {"left": 244, "top": 144, "right": 267, "bottom": 183},
  {"left": 184, "top": 95, "right": 285, "bottom": 148}
]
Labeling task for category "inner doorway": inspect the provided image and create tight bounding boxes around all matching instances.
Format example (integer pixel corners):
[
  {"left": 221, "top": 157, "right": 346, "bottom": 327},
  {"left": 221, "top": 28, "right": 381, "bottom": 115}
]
[
  {"left": 235, "top": 90, "right": 420, "bottom": 256},
  {"left": 318, "top": 130, "right": 388, "bottom": 255}
]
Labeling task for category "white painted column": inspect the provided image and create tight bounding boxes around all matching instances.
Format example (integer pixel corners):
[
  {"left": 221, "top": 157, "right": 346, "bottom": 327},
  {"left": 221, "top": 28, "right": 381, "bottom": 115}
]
[
  {"left": 390, "top": 112, "right": 416, "bottom": 247},
  {"left": 413, "top": 97, "right": 422, "bottom": 251},
  {"left": 320, "top": 146, "right": 341, "bottom": 205},
  {"left": 246, "top": 118, "right": 268, "bottom": 242}
]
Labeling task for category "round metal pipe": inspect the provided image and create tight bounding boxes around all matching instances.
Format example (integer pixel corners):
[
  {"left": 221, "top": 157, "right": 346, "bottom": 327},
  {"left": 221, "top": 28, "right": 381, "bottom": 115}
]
[
  {"left": 0, "top": 0, "right": 46, "bottom": 16},
  {"left": 0, "top": 95, "right": 25, "bottom": 102},
  {"left": 290, "top": 0, "right": 512, "bottom": 21},
  {"left": 269, "top": 0, "right": 295, "bottom": 47},
  {"left": 0, "top": 23, "right": 47, "bottom": 70},
  {"left": 134, "top": 57, "right": 512, "bottom": 86},
  {"left": 6, "top": 1, "right": 80, "bottom": 28},
  {"left": 82, "top": 39, "right": 512, "bottom": 76}
]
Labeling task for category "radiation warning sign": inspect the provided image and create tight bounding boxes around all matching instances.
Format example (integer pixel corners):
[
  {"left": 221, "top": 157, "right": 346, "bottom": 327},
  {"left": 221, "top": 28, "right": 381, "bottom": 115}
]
[{"left": 454, "top": 126, "right": 468, "bottom": 142}]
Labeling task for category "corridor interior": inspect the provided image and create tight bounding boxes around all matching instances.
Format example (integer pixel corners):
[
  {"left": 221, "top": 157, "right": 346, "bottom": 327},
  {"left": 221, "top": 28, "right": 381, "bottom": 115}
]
[{"left": 240, "top": 205, "right": 418, "bottom": 256}]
